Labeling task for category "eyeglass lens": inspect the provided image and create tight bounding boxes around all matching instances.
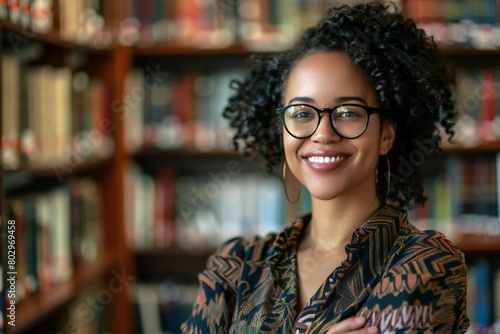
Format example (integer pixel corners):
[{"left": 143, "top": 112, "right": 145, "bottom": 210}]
[{"left": 283, "top": 105, "right": 369, "bottom": 139}]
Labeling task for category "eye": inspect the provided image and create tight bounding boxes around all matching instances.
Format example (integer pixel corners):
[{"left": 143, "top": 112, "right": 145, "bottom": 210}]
[
  {"left": 335, "top": 106, "right": 365, "bottom": 119},
  {"left": 287, "top": 106, "right": 316, "bottom": 121}
]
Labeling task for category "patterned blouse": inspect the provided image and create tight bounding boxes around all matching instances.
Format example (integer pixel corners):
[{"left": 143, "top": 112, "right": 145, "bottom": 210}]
[{"left": 181, "top": 204, "right": 469, "bottom": 333}]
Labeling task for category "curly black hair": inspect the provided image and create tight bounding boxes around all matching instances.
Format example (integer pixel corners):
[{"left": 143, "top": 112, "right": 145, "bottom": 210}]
[{"left": 223, "top": 1, "right": 455, "bottom": 209}]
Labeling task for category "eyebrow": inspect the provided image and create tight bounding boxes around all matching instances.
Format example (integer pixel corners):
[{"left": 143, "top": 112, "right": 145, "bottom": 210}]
[{"left": 288, "top": 96, "right": 368, "bottom": 105}]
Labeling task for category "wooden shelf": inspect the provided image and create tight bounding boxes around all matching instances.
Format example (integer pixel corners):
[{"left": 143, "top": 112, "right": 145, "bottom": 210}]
[
  {"left": 442, "top": 141, "right": 500, "bottom": 154},
  {"left": 3, "top": 156, "right": 112, "bottom": 190},
  {"left": 132, "top": 147, "right": 264, "bottom": 174},
  {"left": 135, "top": 247, "right": 214, "bottom": 281},
  {"left": 133, "top": 43, "right": 257, "bottom": 56},
  {"left": 133, "top": 147, "right": 240, "bottom": 160},
  {"left": 3, "top": 157, "right": 114, "bottom": 198},
  {"left": 3, "top": 156, "right": 113, "bottom": 178},
  {"left": 138, "top": 245, "right": 215, "bottom": 258},
  {"left": 136, "top": 43, "right": 500, "bottom": 58},
  {"left": 0, "top": 19, "right": 112, "bottom": 54},
  {"left": 0, "top": 3, "right": 133, "bottom": 333},
  {"left": 13, "top": 254, "right": 116, "bottom": 334},
  {"left": 453, "top": 234, "right": 500, "bottom": 254},
  {"left": 440, "top": 46, "right": 500, "bottom": 57}
]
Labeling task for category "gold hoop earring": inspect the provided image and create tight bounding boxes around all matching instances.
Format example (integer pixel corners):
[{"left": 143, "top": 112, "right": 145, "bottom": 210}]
[
  {"left": 283, "top": 162, "right": 300, "bottom": 204},
  {"left": 385, "top": 154, "right": 391, "bottom": 202},
  {"left": 384, "top": 154, "right": 391, "bottom": 203},
  {"left": 377, "top": 155, "right": 391, "bottom": 203}
]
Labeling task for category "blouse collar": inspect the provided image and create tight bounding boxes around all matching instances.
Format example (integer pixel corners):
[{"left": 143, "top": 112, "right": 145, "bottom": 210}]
[{"left": 269, "top": 204, "right": 408, "bottom": 268}]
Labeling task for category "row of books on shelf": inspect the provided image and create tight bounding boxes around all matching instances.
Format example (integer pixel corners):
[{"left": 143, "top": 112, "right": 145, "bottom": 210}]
[
  {"left": 4, "top": 0, "right": 500, "bottom": 51},
  {"left": 127, "top": 154, "right": 500, "bottom": 251},
  {"left": 466, "top": 259, "right": 500, "bottom": 332},
  {"left": 1, "top": 0, "right": 377, "bottom": 50},
  {"left": 124, "top": 165, "right": 296, "bottom": 250},
  {"left": 121, "top": 0, "right": 368, "bottom": 50},
  {"left": 0, "top": 0, "right": 110, "bottom": 48},
  {"left": 404, "top": 0, "right": 500, "bottom": 49},
  {"left": 1, "top": 54, "right": 113, "bottom": 171},
  {"left": 123, "top": 67, "right": 245, "bottom": 153},
  {"left": 409, "top": 154, "right": 500, "bottom": 238},
  {"left": 121, "top": 0, "right": 500, "bottom": 50},
  {"left": 449, "top": 66, "right": 500, "bottom": 148},
  {"left": 3, "top": 178, "right": 102, "bottom": 304},
  {"left": 115, "top": 63, "right": 500, "bottom": 154},
  {"left": 132, "top": 281, "right": 197, "bottom": 334}
]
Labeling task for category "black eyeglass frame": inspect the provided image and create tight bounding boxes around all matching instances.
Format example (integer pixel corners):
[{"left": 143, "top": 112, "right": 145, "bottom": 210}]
[{"left": 276, "top": 103, "right": 385, "bottom": 139}]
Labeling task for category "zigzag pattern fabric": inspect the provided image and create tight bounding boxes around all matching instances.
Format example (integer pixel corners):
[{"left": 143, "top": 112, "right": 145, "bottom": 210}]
[{"left": 181, "top": 205, "right": 469, "bottom": 334}]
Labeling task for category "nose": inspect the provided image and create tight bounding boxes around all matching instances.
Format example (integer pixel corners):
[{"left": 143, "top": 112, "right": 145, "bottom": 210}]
[{"left": 310, "top": 113, "right": 341, "bottom": 143}]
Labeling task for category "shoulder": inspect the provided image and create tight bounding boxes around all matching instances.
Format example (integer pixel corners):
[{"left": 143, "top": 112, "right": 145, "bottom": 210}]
[
  {"left": 400, "top": 227, "right": 464, "bottom": 259},
  {"left": 388, "top": 227, "right": 467, "bottom": 277},
  {"left": 206, "top": 233, "right": 278, "bottom": 272}
]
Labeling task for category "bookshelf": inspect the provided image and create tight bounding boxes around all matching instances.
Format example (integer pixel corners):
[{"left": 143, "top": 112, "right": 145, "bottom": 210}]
[
  {"left": 125, "top": 1, "right": 500, "bottom": 333},
  {"left": 0, "top": 0, "right": 133, "bottom": 333},
  {"left": 402, "top": 0, "right": 500, "bottom": 330},
  {"left": 1, "top": 0, "right": 500, "bottom": 333},
  {"left": 12, "top": 253, "right": 115, "bottom": 334}
]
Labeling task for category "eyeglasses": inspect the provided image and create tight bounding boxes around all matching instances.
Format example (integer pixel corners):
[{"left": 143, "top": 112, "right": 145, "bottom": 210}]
[{"left": 276, "top": 103, "right": 385, "bottom": 139}]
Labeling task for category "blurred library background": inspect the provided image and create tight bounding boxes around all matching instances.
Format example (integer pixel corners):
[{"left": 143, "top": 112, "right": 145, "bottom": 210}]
[{"left": 1, "top": 0, "right": 500, "bottom": 333}]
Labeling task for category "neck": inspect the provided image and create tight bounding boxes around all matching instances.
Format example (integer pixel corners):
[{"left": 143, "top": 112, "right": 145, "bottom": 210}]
[{"left": 303, "top": 195, "right": 382, "bottom": 251}]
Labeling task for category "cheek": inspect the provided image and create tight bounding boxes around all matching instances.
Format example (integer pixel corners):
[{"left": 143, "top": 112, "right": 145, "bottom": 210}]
[
  {"left": 283, "top": 132, "right": 305, "bottom": 162},
  {"left": 363, "top": 119, "right": 383, "bottom": 148}
]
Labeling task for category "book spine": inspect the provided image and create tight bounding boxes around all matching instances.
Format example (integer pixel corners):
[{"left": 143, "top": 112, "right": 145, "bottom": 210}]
[
  {"left": 52, "top": 186, "right": 73, "bottom": 283},
  {"left": 23, "top": 200, "right": 39, "bottom": 294},
  {"left": 1, "top": 55, "right": 21, "bottom": 170},
  {"left": 30, "top": 0, "right": 53, "bottom": 33},
  {"left": 8, "top": 0, "right": 20, "bottom": 24},
  {"left": 475, "top": 260, "right": 493, "bottom": 329},
  {"left": 0, "top": 0, "right": 8, "bottom": 19}
]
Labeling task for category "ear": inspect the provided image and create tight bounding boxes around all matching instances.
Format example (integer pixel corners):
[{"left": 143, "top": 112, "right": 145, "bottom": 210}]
[{"left": 379, "top": 121, "right": 396, "bottom": 155}]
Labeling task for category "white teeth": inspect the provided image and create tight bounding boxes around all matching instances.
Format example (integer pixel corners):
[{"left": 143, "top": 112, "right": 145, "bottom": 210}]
[{"left": 307, "top": 156, "right": 346, "bottom": 163}]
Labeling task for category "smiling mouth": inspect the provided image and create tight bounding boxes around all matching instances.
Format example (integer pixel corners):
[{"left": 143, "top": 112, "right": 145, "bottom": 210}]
[{"left": 306, "top": 156, "right": 347, "bottom": 163}]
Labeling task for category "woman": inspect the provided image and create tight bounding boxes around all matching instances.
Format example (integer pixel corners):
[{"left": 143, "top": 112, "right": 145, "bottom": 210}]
[{"left": 182, "top": 2, "right": 469, "bottom": 333}]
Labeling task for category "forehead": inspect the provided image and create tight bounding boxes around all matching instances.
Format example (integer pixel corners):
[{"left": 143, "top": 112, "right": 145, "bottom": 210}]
[{"left": 284, "top": 51, "right": 376, "bottom": 104}]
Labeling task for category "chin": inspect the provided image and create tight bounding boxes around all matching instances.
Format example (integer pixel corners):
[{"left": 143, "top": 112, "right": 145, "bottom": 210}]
[
  {"left": 307, "top": 189, "right": 342, "bottom": 201},
  {"left": 303, "top": 179, "right": 343, "bottom": 200}
]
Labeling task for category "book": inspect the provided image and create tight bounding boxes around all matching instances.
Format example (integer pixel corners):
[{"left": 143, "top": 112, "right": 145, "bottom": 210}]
[
  {"left": 409, "top": 154, "right": 500, "bottom": 238},
  {"left": 404, "top": 0, "right": 500, "bottom": 49},
  {"left": 0, "top": 0, "right": 8, "bottom": 19},
  {"left": 494, "top": 266, "right": 500, "bottom": 325},
  {"left": 22, "top": 199, "right": 39, "bottom": 294},
  {"left": 154, "top": 169, "right": 177, "bottom": 247},
  {"left": 53, "top": 66, "right": 72, "bottom": 165},
  {"left": 124, "top": 67, "right": 246, "bottom": 152},
  {"left": 2, "top": 179, "right": 103, "bottom": 304},
  {"left": 475, "top": 260, "right": 494, "bottom": 330},
  {"left": 133, "top": 281, "right": 200, "bottom": 334},
  {"left": 134, "top": 284, "right": 162, "bottom": 334},
  {"left": 477, "top": 69, "right": 497, "bottom": 142},
  {"left": 59, "top": 0, "right": 107, "bottom": 44},
  {"left": 30, "top": 0, "right": 53, "bottom": 33},
  {"left": 128, "top": 165, "right": 287, "bottom": 250},
  {"left": 1, "top": 55, "right": 21, "bottom": 169}
]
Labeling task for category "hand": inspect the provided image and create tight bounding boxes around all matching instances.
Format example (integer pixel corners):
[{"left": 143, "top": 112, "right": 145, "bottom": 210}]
[{"left": 325, "top": 317, "right": 379, "bottom": 334}]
